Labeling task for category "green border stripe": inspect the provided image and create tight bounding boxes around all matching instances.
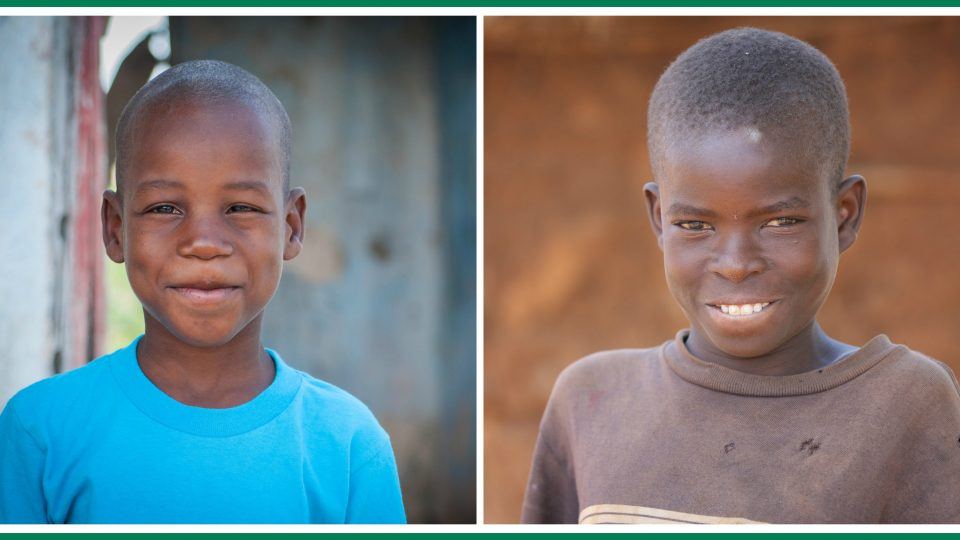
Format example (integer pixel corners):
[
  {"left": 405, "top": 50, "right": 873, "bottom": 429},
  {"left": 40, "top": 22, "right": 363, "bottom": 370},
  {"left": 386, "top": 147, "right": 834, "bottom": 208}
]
[{"left": 2, "top": 534, "right": 960, "bottom": 538}]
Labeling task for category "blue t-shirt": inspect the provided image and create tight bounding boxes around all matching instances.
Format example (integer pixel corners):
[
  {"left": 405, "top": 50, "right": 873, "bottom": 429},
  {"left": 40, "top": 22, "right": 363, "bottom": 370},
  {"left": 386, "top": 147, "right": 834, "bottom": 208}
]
[{"left": 0, "top": 337, "right": 406, "bottom": 524}]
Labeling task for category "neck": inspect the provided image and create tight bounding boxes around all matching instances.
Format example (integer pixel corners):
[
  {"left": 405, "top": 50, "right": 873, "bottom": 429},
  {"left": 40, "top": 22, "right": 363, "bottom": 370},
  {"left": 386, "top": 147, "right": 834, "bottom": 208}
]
[
  {"left": 685, "top": 320, "right": 856, "bottom": 376},
  {"left": 137, "top": 314, "right": 275, "bottom": 408}
]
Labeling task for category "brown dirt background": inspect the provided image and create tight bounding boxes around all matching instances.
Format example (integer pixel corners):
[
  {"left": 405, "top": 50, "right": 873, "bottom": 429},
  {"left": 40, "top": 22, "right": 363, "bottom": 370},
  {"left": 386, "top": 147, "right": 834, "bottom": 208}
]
[{"left": 484, "top": 16, "right": 960, "bottom": 523}]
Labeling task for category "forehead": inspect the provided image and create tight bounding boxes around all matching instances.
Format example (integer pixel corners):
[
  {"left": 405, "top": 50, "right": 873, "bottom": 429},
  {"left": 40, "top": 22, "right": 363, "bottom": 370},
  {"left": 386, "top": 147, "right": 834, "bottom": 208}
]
[
  {"left": 125, "top": 97, "right": 283, "bottom": 193},
  {"left": 659, "top": 128, "right": 831, "bottom": 211}
]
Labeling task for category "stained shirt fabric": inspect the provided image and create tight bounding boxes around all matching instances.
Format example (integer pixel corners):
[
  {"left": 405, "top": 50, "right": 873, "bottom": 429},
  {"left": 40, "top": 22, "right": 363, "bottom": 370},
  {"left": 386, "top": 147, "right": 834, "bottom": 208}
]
[
  {"left": 522, "top": 330, "right": 960, "bottom": 524},
  {"left": 0, "top": 336, "right": 406, "bottom": 524}
]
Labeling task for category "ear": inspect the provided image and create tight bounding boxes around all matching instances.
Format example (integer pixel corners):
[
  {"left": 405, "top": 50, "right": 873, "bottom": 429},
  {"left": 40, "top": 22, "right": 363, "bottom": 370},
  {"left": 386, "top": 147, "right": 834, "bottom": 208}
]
[
  {"left": 283, "top": 187, "right": 307, "bottom": 261},
  {"left": 101, "top": 190, "right": 125, "bottom": 263},
  {"left": 643, "top": 181, "right": 664, "bottom": 251},
  {"left": 836, "top": 174, "right": 866, "bottom": 253}
]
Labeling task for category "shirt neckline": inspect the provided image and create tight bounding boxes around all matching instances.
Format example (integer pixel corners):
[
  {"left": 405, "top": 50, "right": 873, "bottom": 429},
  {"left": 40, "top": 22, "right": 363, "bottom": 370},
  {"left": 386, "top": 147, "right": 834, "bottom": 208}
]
[
  {"left": 662, "top": 329, "right": 904, "bottom": 397},
  {"left": 109, "top": 335, "right": 303, "bottom": 437}
]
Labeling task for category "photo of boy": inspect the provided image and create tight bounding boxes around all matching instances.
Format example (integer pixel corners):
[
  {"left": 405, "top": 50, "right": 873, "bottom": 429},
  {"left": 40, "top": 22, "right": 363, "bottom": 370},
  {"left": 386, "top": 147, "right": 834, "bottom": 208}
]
[
  {"left": 521, "top": 27, "right": 960, "bottom": 524},
  {"left": 484, "top": 18, "right": 960, "bottom": 524},
  {"left": 0, "top": 16, "right": 476, "bottom": 524},
  {"left": 0, "top": 59, "right": 406, "bottom": 524}
]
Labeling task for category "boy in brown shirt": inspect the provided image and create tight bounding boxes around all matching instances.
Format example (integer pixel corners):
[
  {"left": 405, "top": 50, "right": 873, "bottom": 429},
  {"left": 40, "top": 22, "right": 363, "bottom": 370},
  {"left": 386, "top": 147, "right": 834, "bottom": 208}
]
[{"left": 522, "top": 27, "right": 960, "bottom": 524}]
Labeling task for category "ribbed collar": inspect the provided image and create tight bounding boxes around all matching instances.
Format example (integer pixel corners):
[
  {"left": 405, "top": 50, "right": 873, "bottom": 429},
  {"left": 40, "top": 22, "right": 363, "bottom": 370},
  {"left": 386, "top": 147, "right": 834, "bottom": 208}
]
[
  {"left": 662, "top": 329, "right": 903, "bottom": 397},
  {"left": 109, "top": 335, "right": 303, "bottom": 437}
]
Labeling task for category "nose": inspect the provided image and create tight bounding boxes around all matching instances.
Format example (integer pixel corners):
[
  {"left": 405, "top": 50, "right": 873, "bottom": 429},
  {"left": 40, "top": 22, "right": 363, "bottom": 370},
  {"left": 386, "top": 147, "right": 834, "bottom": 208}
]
[
  {"left": 707, "top": 231, "right": 767, "bottom": 283},
  {"left": 177, "top": 213, "right": 234, "bottom": 260}
]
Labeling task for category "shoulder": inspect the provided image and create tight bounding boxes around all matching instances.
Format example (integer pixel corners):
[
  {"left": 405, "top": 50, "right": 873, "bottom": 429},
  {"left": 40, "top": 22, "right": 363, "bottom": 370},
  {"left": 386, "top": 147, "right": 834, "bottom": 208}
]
[
  {"left": 543, "top": 343, "right": 667, "bottom": 422},
  {"left": 552, "top": 344, "right": 665, "bottom": 397},
  {"left": 3, "top": 352, "right": 116, "bottom": 430},
  {"left": 294, "top": 370, "right": 384, "bottom": 429},
  {"left": 876, "top": 342, "right": 960, "bottom": 404},
  {"left": 533, "top": 343, "right": 667, "bottom": 456},
  {"left": 286, "top": 367, "right": 391, "bottom": 454}
]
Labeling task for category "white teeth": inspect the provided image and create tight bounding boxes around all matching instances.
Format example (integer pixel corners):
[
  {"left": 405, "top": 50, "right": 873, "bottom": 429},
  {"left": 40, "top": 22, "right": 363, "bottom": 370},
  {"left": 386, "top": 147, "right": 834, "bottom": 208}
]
[{"left": 717, "top": 302, "right": 770, "bottom": 316}]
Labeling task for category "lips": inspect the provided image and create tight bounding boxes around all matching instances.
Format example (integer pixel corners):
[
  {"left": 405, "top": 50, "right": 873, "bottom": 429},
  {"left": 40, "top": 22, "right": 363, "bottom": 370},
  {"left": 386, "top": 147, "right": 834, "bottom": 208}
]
[
  {"left": 705, "top": 299, "right": 779, "bottom": 318},
  {"left": 166, "top": 281, "right": 241, "bottom": 305}
]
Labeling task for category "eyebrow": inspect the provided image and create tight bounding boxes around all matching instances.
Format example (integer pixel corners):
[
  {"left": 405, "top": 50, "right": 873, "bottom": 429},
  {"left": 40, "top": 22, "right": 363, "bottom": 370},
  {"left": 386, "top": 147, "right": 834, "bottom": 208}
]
[
  {"left": 666, "top": 203, "right": 717, "bottom": 218},
  {"left": 223, "top": 180, "right": 272, "bottom": 195},
  {"left": 666, "top": 197, "right": 810, "bottom": 218},
  {"left": 748, "top": 197, "right": 810, "bottom": 217},
  {"left": 134, "top": 179, "right": 184, "bottom": 194},
  {"left": 132, "top": 179, "right": 272, "bottom": 195}
]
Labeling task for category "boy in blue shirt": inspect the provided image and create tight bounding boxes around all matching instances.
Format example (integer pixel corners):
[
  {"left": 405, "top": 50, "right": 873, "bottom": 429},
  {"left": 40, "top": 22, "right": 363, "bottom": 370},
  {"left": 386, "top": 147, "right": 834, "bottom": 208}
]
[{"left": 0, "top": 60, "right": 406, "bottom": 524}]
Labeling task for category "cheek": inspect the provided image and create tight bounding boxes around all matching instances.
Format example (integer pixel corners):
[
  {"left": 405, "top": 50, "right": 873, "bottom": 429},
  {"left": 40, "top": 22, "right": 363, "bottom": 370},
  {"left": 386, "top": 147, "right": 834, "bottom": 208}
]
[
  {"left": 123, "top": 227, "right": 163, "bottom": 285},
  {"left": 662, "top": 235, "right": 705, "bottom": 300},
  {"left": 257, "top": 250, "right": 284, "bottom": 287},
  {"left": 243, "top": 229, "right": 286, "bottom": 296},
  {"left": 780, "top": 234, "right": 837, "bottom": 302}
]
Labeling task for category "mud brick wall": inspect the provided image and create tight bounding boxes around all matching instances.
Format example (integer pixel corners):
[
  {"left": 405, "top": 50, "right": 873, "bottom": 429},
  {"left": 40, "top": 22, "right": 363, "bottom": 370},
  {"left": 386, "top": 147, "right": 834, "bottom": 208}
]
[{"left": 484, "top": 16, "right": 960, "bottom": 523}]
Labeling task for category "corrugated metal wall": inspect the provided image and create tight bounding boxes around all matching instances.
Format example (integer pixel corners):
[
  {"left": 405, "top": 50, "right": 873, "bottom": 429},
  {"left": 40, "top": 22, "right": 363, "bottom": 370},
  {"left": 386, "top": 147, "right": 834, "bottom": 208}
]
[{"left": 169, "top": 16, "right": 476, "bottom": 524}]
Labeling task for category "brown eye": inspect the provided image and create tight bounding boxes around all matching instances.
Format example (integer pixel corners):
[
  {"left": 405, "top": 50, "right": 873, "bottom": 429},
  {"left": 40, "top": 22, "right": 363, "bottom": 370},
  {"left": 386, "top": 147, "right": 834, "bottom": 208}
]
[
  {"left": 228, "top": 204, "right": 258, "bottom": 213},
  {"left": 764, "top": 217, "right": 801, "bottom": 227},
  {"left": 677, "top": 220, "right": 712, "bottom": 231},
  {"left": 148, "top": 204, "right": 179, "bottom": 215}
]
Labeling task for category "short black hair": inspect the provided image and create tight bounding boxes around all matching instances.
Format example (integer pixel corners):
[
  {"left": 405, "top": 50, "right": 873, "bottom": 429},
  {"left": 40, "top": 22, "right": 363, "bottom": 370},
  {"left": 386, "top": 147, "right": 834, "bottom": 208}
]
[
  {"left": 648, "top": 27, "right": 849, "bottom": 189},
  {"left": 115, "top": 59, "right": 292, "bottom": 194}
]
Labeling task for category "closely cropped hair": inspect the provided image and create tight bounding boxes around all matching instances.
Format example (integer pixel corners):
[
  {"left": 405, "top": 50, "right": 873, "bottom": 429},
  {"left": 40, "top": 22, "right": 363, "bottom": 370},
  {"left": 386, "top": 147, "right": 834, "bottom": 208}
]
[
  {"left": 115, "top": 59, "right": 292, "bottom": 193},
  {"left": 648, "top": 28, "right": 850, "bottom": 188}
]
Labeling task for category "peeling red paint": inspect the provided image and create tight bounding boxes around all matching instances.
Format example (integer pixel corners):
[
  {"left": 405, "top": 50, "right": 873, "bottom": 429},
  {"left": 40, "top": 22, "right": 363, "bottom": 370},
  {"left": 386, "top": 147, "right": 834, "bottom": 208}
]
[{"left": 70, "top": 16, "right": 107, "bottom": 368}]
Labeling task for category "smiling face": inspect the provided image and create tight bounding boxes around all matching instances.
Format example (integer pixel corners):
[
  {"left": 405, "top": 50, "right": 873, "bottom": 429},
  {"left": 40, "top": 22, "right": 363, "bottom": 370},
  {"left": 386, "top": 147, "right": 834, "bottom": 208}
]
[
  {"left": 102, "top": 97, "right": 305, "bottom": 348},
  {"left": 645, "top": 128, "right": 863, "bottom": 360}
]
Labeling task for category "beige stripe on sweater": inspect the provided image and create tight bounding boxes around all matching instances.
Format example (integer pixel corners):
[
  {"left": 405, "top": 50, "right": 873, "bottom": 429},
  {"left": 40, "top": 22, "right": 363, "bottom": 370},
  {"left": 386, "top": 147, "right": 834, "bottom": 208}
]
[{"left": 579, "top": 504, "right": 764, "bottom": 524}]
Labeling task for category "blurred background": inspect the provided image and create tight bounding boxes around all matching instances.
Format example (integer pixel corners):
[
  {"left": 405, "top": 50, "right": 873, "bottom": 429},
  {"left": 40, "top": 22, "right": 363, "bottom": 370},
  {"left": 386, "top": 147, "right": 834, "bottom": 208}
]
[
  {"left": 484, "top": 16, "right": 960, "bottom": 523},
  {"left": 0, "top": 15, "right": 475, "bottom": 524}
]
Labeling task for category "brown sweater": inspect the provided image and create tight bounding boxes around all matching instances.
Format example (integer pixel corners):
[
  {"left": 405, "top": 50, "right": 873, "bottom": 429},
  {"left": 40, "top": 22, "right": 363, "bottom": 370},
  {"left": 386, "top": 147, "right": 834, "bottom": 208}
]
[{"left": 522, "top": 330, "right": 960, "bottom": 524}]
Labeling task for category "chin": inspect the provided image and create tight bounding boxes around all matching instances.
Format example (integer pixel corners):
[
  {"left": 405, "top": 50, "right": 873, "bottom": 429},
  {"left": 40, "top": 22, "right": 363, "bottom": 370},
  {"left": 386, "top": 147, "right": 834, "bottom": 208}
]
[
  {"left": 715, "top": 339, "right": 776, "bottom": 360},
  {"left": 702, "top": 328, "right": 784, "bottom": 360},
  {"left": 165, "top": 317, "right": 247, "bottom": 349}
]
